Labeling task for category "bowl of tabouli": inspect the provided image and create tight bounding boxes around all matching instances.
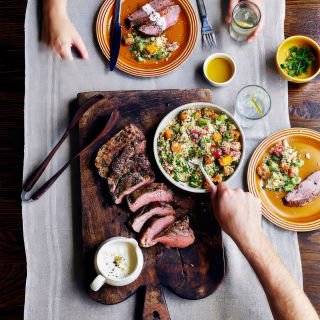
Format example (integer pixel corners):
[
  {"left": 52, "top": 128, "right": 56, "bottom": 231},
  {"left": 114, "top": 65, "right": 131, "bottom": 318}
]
[{"left": 154, "top": 102, "right": 246, "bottom": 193}]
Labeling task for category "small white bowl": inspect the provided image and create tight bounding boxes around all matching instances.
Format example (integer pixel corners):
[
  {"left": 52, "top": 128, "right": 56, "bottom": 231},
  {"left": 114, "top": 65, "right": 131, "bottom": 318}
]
[
  {"left": 203, "top": 53, "right": 236, "bottom": 87},
  {"left": 153, "top": 102, "right": 246, "bottom": 194},
  {"left": 90, "top": 237, "right": 144, "bottom": 290}
]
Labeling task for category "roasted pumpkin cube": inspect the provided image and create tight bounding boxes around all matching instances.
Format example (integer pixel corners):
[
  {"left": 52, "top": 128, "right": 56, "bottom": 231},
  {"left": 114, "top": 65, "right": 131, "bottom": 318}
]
[
  {"left": 146, "top": 44, "right": 158, "bottom": 54},
  {"left": 219, "top": 155, "right": 233, "bottom": 167}
]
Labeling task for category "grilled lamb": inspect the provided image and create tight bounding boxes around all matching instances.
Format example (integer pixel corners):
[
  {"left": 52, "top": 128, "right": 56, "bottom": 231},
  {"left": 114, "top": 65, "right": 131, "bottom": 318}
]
[
  {"left": 130, "top": 202, "right": 175, "bottom": 233},
  {"left": 138, "top": 5, "right": 181, "bottom": 37},
  {"left": 284, "top": 171, "right": 320, "bottom": 207},
  {"left": 127, "top": 0, "right": 175, "bottom": 27},
  {"left": 154, "top": 216, "right": 195, "bottom": 248},
  {"left": 111, "top": 170, "right": 155, "bottom": 205},
  {"left": 140, "top": 215, "right": 175, "bottom": 248},
  {"left": 95, "top": 124, "right": 145, "bottom": 178},
  {"left": 127, "top": 183, "right": 173, "bottom": 212}
]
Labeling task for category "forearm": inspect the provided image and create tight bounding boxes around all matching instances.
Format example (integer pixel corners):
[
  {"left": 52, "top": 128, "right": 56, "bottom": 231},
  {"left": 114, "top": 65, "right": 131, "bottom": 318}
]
[
  {"left": 43, "top": 0, "right": 67, "bottom": 17},
  {"left": 238, "top": 231, "right": 319, "bottom": 320}
]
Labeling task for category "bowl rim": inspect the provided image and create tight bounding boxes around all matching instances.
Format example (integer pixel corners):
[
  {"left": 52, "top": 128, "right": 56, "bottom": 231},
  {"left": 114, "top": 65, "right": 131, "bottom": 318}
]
[
  {"left": 203, "top": 53, "right": 237, "bottom": 87},
  {"left": 153, "top": 102, "right": 246, "bottom": 194},
  {"left": 276, "top": 35, "right": 320, "bottom": 82}
]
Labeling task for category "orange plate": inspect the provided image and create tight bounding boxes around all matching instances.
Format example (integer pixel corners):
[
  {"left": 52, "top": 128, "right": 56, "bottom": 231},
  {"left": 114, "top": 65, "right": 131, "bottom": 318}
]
[
  {"left": 96, "top": 0, "right": 198, "bottom": 77},
  {"left": 247, "top": 128, "right": 320, "bottom": 232}
]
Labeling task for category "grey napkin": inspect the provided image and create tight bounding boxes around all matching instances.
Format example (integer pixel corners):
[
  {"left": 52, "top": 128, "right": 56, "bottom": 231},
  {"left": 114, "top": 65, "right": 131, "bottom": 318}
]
[{"left": 23, "top": 0, "right": 301, "bottom": 319}]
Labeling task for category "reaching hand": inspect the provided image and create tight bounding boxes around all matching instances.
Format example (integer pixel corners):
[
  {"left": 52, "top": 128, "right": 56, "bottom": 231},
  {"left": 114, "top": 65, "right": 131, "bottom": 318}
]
[
  {"left": 226, "top": 0, "right": 264, "bottom": 42},
  {"left": 42, "top": 11, "right": 89, "bottom": 60},
  {"left": 210, "top": 183, "right": 262, "bottom": 247}
]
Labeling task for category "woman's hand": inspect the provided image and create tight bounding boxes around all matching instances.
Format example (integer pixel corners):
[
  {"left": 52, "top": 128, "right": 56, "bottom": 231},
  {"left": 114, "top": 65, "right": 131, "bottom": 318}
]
[
  {"left": 226, "top": 0, "right": 264, "bottom": 42},
  {"left": 210, "top": 183, "right": 262, "bottom": 249},
  {"left": 42, "top": 8, "right": 89, "bottom": 60}
]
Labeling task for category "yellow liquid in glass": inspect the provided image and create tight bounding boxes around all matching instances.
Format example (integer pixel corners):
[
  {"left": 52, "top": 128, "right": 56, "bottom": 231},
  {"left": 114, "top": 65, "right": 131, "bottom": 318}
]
[{"left": 206, "top": 58, "right": 233, "bottom": 83}]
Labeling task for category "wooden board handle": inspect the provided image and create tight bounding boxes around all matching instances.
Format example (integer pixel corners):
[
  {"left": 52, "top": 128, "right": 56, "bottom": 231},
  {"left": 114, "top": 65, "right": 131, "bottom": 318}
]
[{"left": 142, "top": 285, "right": 171, "bottom": 320}]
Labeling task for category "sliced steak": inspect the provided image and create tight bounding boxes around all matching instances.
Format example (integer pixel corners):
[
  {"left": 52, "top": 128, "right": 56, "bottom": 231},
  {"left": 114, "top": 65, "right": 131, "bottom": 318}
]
[
  {"left": 140, "top": 215, "right": 175, "bottom": 248},
  {"left": 108, "top": 153, "right": 151, "bottom": 192},
  {"left": 154, "top": 216, "right": 195, "bottom": 248},
  {"left": 127, "top": 0, "right": 175, "bottom": 27},
  {"left": 95, "top": 124, "right": 145, "bottom": 178},
  {"left": 130, "top": 202, "right": 175, "bottom": 233},
  {"left": 284, "top": 171, "right": 320, "bottom": 207},
  {"left": 127, "top": 183, "right": 173, "bottom": 212},
  {"left": 138, "top": 5, "right": 181, "bottom": 37}
]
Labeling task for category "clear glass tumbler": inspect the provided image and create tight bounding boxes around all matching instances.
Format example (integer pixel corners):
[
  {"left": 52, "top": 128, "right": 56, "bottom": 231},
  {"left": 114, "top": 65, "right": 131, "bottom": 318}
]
[
  {"left": 234, "top": 85, "right": 271, "bottom": 128},
  {"left": 230, "top": 1, "right": 261, "bottom": 42}
]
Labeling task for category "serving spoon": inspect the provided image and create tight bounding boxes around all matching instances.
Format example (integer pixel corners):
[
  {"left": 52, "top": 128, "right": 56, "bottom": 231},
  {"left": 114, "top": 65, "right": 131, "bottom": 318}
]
[{"left": 189, "top": 157, "right": 216, "bottom": 189}]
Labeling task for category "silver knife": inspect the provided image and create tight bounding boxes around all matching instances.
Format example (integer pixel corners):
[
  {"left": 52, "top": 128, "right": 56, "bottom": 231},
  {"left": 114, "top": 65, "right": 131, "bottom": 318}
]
[{"left": 110, "top": 0, "right": 122, "bottom": 71}]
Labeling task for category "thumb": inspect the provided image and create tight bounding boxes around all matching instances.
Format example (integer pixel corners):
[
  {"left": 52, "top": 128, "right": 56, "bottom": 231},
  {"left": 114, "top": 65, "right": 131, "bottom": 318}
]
[{"left": 72, "top": 33, "right": 89, "bottom": 59}]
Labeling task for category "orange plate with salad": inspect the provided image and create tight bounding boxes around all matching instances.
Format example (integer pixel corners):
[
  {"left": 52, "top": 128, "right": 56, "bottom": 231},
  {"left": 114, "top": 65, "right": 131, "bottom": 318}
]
[
  {"left": 96, "top": 0, "right": 198, "bottom": 77},
  {"left": 248, "top": 128, "right": 320, "bottom": 231}
]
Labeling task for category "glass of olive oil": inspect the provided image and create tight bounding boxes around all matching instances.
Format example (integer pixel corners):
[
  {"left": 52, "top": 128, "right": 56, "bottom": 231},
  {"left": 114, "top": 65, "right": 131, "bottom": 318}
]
[{"left": 230, "top": 1, "right": 261, "bottom": 42}]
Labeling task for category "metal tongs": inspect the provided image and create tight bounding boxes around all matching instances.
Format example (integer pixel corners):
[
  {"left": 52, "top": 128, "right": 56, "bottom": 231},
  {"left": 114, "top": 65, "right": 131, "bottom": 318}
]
[{"left": 21, "top": 94, "right": 119, "bottom": 202}]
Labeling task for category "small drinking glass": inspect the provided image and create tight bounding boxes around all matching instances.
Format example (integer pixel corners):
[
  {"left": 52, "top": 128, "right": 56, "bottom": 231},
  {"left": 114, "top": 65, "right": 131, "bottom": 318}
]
[
  {"left": 230, "top": 1, "right": 261, "bottom": 42},
  {"left": 234, "top": 85, "right": 271, "bottom": 128}
]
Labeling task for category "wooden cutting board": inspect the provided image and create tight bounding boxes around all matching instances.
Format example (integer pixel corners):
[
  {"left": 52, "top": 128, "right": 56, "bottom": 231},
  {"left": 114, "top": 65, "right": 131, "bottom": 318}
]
[{"left": 78, "top": 89, "right": 225, "bottom": 320}]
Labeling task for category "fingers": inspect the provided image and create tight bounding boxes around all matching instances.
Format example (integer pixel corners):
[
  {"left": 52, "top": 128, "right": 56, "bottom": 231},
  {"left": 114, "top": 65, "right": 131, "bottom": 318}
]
[
  {"left": 72, "top": 33, "right": 89, "bottom": 59},
  {"left": 210, "top": 184, "right": 218, "bottom": 201},
  {"left": 58, "top": 42, "right": 74, "bottom": 60},
  {"left": 226, "top": 0, "right": 239, "bottom": 24}
]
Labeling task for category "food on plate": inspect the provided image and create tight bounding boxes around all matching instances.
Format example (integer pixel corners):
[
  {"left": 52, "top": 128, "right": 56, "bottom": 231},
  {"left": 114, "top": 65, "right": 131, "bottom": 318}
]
[
  {"left": 256, "top": 140, "right": 304, "bottom": 192},
  {"left": 127, "top": 0, "right": 175, "bottom": 27},
  {"left": 157, "top": 107, "right": 242, "bottom": 189},
  {"left": 152, "top": 216, "right": 195, "bottom": 248},
  {"left": 280, "top": 46, "right": 316, "bottom": 77},
  {"left": 95, "top": 124, "right": 194, "bottom": 249},
  {"left": 127, "top": 183, "right": 173, "bottom": 212},
  {"left": 130, "top": 202, "right": 175, "bottom": 233},
  {"left": 124, "top": 32, "right": 179, "bottom": 62},
  {"left": 284, "top": 171, "right": 320, "bottom": 207},
  {"left": 95, "top": 124, "right": 145, "bottom": 178},
  {"left": 123, "top": 0, "right": 181, "bottom": 62}
]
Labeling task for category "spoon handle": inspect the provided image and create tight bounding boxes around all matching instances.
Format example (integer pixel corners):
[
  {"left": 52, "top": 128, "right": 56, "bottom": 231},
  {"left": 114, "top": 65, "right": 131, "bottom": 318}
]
[{"left": 199, "top": 162, "right": 216, "bottom": 189}]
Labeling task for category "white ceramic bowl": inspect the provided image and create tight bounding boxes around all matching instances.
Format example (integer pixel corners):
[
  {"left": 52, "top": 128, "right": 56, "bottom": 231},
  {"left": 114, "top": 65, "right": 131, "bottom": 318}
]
[
  {"left": 153, "top": 102, "right": 246, "bottom": 193},
  {"left": 90, "top": 237, "right": 144, "bottom": 290},
  {"left": 203, "top": 53, "right": 236, "bottom": 87}
]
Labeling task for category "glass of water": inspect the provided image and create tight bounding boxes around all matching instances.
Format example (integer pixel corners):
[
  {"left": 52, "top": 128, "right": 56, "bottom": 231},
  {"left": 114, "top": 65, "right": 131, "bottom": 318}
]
[
  {"left": 230, "top": 1, "right": 261, "bottom": 42},
  {"left": 234, "top": 85, "right": 271, "bottom": 128}
]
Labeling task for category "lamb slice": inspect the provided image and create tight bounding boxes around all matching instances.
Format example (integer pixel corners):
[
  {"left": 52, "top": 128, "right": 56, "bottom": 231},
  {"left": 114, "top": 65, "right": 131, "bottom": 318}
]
[
  {"left": 127, "top": 183, "right": 173, "bottom": 212},
  {"left": 138, "top": 5, "right": 181, "bottom": 37},
  {"left": 111, "top": 170, "right": 155, "bottom": 204},
  {"left": 140, "top": 215, "right": 176, "bottom": 248},
  {"left": 95, "top": 124, "right": 145, "bottom": 178},
  {"left": 154, "top": 216, "right": 195, "bottom": 248},
  {"left": 284, "top": 171, "right": 320, "bottom": 207},
  {"left": 108, "top": 153, "right": 151, "bottom": 192},
  {"left": 130, "top": 202, "right": 175, "bottom": 233},
  {"left": 127, "top": 0, "right": 175, "bottom": 27}
]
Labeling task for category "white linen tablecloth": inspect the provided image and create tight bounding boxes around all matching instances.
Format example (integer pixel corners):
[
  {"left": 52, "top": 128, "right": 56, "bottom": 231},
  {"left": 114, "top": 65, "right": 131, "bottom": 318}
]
[{"left": 23, "top": 0, "right": 302, "bottom": 319}]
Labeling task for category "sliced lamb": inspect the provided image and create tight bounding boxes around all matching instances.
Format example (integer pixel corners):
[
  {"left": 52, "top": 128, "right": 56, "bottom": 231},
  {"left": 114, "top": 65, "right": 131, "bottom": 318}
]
[
  {"left": 138, "top": 5, "right": 181, "bottom": 37},
  {"left": 127, "top": 183, "right": 173, "bottom": 212},
  {"left": 108, "top": 154, "right": 151, "bottom": 192},
  {"left": 154, "top": 216, "right": 195, "bottom": 248},
  {"left": 140, "top": 215, "right": 175, "bottom": 248},
  {"left": 95, "top": 124, "right": 145, "bottom": 178},
  {"left": 284, "top": 171, "right": 320, "bottom": 207},
  {"left": 127, "top": 0, "right": 175, "bottom": 27},
  {"left": 111, "top": 171, "right": 155, "bottom": 204},
  {"left": 130, "top": 202, "right": 175, "bottom": 233}
]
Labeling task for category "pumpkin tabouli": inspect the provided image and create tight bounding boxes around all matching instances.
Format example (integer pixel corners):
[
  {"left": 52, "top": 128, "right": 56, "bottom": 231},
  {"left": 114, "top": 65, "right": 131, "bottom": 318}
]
[{"left": 157, "top": 108, "right": 242, "bottom": 189}]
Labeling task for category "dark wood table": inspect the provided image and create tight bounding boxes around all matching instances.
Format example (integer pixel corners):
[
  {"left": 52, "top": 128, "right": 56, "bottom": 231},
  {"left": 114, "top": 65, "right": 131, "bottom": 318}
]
[{"left": 0, "top": 0, "right": 319, "bottom": 318}]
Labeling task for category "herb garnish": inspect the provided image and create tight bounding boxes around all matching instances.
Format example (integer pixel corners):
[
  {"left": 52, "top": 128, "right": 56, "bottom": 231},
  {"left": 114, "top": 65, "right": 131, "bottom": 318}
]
[{"left": 280, "top": 46, "right": 315, "bottom": 77}]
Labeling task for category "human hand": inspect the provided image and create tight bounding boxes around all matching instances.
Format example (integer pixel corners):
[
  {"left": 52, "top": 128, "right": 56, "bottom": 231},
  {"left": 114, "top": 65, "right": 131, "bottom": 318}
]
[
  {"left": 42, "top": 9, "right": 89, "bottom": 60},
  {"left": 226, "top": 0, "right": 264, "bottom": 42},
  {"left": 210, "top": 183, "right": 262, "bottom": 248}
]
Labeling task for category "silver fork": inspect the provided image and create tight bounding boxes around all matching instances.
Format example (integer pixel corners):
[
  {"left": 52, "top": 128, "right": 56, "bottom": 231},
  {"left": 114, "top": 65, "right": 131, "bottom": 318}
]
[{"left": 196, "top": 0, "right": 217, "bottom": 51}]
